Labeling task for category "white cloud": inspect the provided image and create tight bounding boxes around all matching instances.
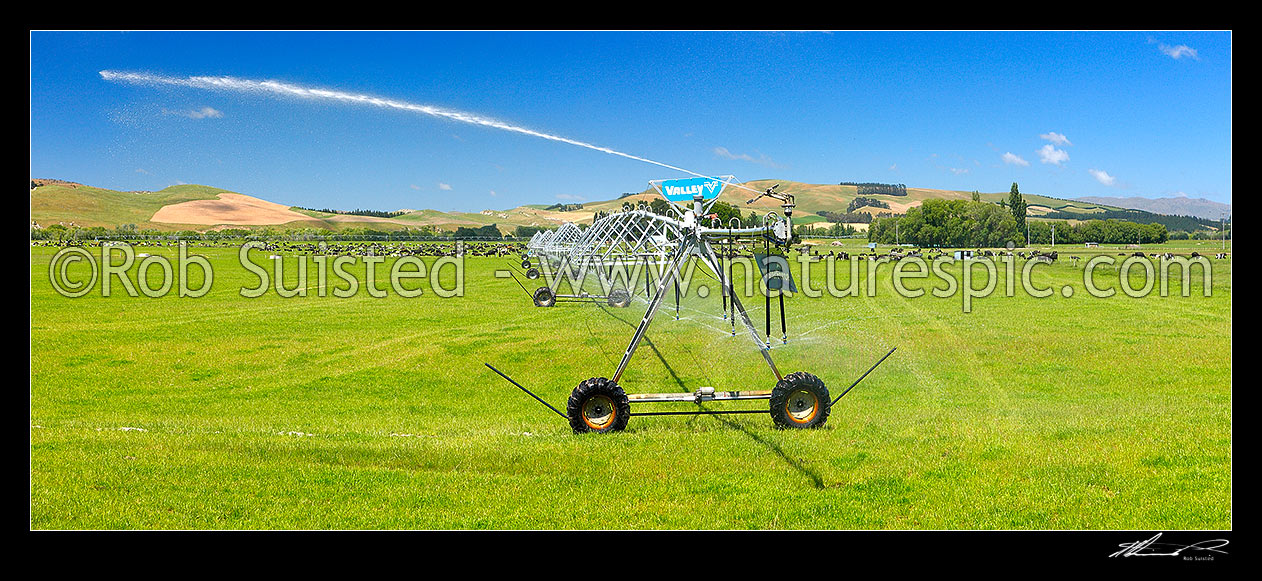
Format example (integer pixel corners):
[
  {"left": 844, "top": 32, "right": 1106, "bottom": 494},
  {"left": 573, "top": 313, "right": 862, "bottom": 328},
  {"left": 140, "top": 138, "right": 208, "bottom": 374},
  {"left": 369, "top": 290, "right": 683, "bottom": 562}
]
[
  {"left": 713, "top": 146, "right": 785, "bottom": 169},
  {"left": 1088, "top": 168, "right": 1117, "bottom": 186},
  {"left": 161, "top": 106, "right": 223, "bottom": 119},
  {"left": 1038, "top": 144, "right": 1070, "bottom": 166},
  {"left": 555, "top": 193, "right": 585, "bottom": 201},
  {"left": 1039, "top": 132, "right": 1072, "bottom": 146},
  {"left": 171, "top": 106, "right": 223, "bottom": 119},
  {"left": 1001, "top": 152, "right": 1030, "bottom": 167},
  {"left": 1159, "top": 43, "right": 1199, "bottom": 60},
  {"left": 438, "top": 183, "right": 452, "bottom": 191}
]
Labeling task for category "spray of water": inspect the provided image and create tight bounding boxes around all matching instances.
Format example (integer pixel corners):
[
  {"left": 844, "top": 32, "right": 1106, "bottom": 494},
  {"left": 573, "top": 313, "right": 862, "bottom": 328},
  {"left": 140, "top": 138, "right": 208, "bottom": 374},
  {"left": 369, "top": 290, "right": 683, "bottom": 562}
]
[{"left": 100, "top": 70, "right": 761, "bottom": 194}]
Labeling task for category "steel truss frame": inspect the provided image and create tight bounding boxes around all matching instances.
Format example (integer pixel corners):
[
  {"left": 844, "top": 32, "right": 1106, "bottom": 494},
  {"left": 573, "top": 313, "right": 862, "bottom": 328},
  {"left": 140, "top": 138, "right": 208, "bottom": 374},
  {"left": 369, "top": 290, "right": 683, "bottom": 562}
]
[{"left": 491, "top": 179, "right": 897, "bottom": 431}]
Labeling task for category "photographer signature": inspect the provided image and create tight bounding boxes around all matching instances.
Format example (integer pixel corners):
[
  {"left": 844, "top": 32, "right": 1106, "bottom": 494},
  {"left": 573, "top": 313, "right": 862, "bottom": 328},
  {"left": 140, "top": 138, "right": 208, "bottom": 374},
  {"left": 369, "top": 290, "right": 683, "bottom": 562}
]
[{"left": 1110, "top": 533, "right": 1229, "bottom": 558}]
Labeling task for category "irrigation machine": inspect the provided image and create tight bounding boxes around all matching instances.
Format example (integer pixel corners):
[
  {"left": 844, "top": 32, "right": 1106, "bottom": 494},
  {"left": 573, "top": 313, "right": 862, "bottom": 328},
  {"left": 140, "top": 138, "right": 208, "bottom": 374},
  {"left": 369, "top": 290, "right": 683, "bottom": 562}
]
[{"left": 490, "top": 176, "right": 895, "bottom": 433}]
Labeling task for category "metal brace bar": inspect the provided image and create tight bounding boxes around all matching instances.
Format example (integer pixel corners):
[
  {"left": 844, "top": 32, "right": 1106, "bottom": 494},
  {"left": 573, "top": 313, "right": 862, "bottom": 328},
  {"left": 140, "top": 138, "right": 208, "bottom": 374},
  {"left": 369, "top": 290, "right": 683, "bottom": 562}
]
[
  {"left": 611, "top": 242, "right": 692, "bottom": 384},
  {"left": 831, "top": 347, "right": 898, "bottom": 407},
  {"left": 484, "top": 363, "right": 568, "bottom": 419},
  {"left": 630, "top": 409, "right": 768, "bottom": 417}
]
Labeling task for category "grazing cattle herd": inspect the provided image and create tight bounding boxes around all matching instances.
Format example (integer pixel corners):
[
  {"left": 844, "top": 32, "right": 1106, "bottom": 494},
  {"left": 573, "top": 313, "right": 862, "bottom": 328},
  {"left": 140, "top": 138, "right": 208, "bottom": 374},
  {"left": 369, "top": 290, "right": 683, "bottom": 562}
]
[
  {"left": 241, "top": 241, "right": 525, "bottom": 258},
  {"left": 30, "top": 238, "right": 527, "bottom": 259},
  {"left": 30, "top": 237, "right": 1229, "bottom": 266},
  {"left": 799, "top": 244, "right": 1227, "bottom": 265}
]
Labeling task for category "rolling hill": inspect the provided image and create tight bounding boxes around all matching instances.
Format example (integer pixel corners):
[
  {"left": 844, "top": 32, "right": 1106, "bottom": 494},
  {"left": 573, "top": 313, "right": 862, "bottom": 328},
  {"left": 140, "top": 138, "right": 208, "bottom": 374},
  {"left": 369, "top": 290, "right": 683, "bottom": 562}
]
[{"left": 32, "top": 177, "right": 1169, "bottom": 235}]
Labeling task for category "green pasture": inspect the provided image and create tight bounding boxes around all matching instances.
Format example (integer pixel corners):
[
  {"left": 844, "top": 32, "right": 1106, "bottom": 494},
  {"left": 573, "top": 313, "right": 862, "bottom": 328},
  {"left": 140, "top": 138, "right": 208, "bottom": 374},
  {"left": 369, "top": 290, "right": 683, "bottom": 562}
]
[{"left": 30, "top": 241, "right": 1231, "bottom": 529}]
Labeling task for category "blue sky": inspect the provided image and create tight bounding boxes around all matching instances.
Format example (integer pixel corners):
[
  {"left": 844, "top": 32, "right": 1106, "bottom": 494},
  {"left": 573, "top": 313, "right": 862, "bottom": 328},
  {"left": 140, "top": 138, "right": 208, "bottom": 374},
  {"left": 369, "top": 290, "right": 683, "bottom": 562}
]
[{"left": 30, "top": 31, "right": 1232, "bottom": 212}]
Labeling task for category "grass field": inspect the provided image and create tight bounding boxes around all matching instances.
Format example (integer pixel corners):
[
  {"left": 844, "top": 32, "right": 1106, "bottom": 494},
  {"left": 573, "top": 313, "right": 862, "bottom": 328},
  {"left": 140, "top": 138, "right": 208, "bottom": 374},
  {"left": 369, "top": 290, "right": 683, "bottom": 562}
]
[{"left": 29, "top": 240, "right": 1231, "bottom": 529}]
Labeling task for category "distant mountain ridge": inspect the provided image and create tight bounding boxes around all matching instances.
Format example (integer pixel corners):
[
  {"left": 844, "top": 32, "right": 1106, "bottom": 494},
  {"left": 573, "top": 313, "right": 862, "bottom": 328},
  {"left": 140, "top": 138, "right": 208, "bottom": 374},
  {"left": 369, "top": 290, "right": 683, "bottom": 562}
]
[{"left": 1074, "top": 195, "right": 1231, "bottom": 220}]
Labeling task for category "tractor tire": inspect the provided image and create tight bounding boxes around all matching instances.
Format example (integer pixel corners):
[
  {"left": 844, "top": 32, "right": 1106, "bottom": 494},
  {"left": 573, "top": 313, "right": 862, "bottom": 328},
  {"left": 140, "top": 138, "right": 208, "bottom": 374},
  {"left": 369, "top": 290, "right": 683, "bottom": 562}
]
[
  {"left": 532, "top": 286, "right": 555, "bottom": 307},
  {"left": 526, "top": 267, "right": 540, "bottom": 280},
  {"left": 769, "top": 372, "right": 830, "bottom": 429},
  {"left": 607, "top": 288, "right": 631, "bottom": 308},
  {"left": 567, "top": 377, "right": 631, "bottom": 434}
]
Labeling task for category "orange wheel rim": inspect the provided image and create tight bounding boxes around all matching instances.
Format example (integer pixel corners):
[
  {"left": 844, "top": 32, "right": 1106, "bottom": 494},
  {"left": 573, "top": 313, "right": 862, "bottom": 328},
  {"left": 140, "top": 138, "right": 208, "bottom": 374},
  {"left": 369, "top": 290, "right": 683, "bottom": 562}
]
[
  {"left": 582, "top": 395, "right": 617, "bottom": 430},
  {"left": 785, "top": 389, "right": 819, "bottom": 424}
]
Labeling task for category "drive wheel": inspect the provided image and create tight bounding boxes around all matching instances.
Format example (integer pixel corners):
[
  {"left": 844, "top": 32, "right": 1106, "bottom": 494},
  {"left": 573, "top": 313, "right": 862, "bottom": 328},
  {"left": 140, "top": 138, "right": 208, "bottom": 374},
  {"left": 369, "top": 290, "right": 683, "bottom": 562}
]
[
  {"left": 526, "top": 267, "right": 540, "bottom": 280},
  {"left": 532, "top": 286, "right": 555, "bottom": 307},
  {"left": 607, "top": 288, "right": 631, "bottom": 308},
  {"left": 567, "top": 377, "right": 631, "bottom": 434},
  {"left": 770, "top": 372, "right": 830, "bottom": 429}
]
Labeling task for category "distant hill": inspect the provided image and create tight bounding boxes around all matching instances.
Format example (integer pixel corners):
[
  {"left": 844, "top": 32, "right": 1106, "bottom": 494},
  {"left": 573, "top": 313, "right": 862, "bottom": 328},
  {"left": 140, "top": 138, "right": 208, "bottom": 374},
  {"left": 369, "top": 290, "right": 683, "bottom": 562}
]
[
  {"left": 1075, "top": 195, "right": 1231, "bottom": 220},
  {"left": 31, "top": 182, "right": 235, "bottom": 229},
  {"left": 29, "top": 180, "right": 609, "bottom": 234},
  {"left": 32, "top": 177, "right": 1222, "bottom": 234}
]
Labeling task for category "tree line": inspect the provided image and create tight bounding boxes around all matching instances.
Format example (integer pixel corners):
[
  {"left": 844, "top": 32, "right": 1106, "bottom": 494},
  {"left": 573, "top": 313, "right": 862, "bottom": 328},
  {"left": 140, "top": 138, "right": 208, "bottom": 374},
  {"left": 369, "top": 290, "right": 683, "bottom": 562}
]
[
  {"left": 798, "top": 222, "right": 860, "bottom": 237},
  {"left": 868, "top": 199, "right": 1019, "bottom": 247},
  {"left": 35, "top": 222, "right": 579, "bottom": 242},
  {"left": 838, "top": 182, "right": 908, "bottom": 196},
  {"left": 28, "top": 222, "right": 511, "bottom": 241},
  {"left": 601, "top": 199, "right": 767, "bottom": 228},
  {"left": 1023, "top": 219, "right": 1168, "bottom": 245},
  {"left": 815, "top": 210, "right": 898, "bottom": 224},
  {"left": 847, "top": 197, "right": 891, "bottom": 212},
  {"left": 452, "top": 224, "right": 506, "bottom": 239},
  {"left": 1037, "top": 208, "right": 1220, "bottom": 233},
  {"left": 867, "top": 198, "right": 1171, "bottom": 247},
  {"left": 293, "top": 206, "right": 408, "bottom": 219}
]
